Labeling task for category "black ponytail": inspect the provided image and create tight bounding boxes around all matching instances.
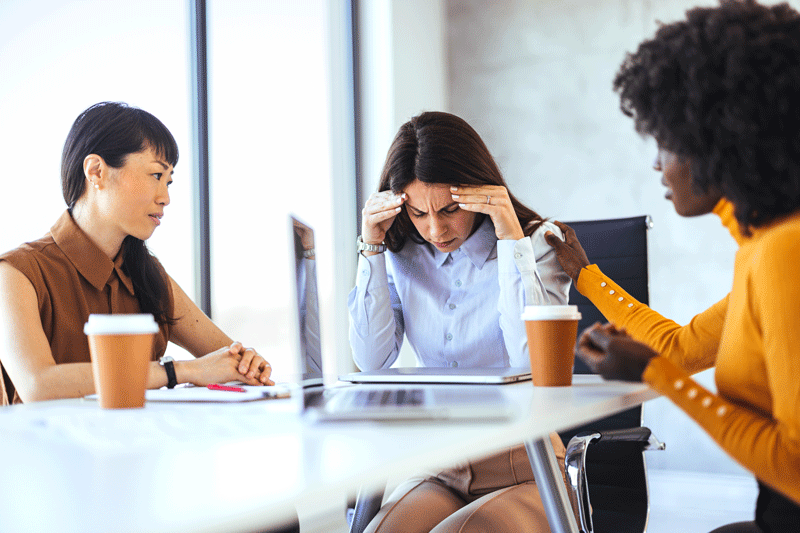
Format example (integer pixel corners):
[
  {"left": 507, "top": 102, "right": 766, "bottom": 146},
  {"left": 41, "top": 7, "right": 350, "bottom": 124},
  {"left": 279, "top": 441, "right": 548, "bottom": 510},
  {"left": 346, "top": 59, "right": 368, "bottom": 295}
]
[{"left": 121, "top": 236, "right": 175, "bottom": 325}]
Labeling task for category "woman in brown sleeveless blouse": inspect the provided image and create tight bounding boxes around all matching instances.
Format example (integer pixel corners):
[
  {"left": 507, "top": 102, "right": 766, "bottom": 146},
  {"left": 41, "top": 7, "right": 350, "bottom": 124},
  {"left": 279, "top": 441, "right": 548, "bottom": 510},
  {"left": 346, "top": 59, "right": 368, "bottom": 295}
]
[{"left": 0, "top": 102, "right": 274, "bottom": 404}]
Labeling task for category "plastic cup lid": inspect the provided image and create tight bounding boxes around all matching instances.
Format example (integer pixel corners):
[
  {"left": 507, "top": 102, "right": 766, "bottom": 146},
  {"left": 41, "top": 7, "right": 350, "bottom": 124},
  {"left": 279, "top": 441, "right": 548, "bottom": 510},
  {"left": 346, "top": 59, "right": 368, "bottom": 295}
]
[
  {"left": 520, "top": 305, "right": 582, "bottom": 321},
  {"left": 83, "top": 314, "right": 159, "bottom": 335}
]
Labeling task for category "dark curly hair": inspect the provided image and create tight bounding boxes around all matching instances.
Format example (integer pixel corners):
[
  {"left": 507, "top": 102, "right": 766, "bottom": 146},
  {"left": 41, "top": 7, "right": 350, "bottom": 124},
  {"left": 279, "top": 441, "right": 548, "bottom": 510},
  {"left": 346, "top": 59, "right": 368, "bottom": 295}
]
[
  {"left": 613, "top": 0, "right": 800, "bottom": 233},
  {"left": 379, "top": 111, "right": 544, "bottom": 252}
]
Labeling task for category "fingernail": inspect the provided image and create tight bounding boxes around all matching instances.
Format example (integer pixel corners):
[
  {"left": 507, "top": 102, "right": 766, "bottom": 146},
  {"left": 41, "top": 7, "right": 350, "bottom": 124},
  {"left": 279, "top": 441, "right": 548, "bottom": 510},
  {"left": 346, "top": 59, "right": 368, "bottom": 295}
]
[
  {"left": 459, "top": 203, "right": 466, "bottom": 208},
  {"left": 450, "top": 186, "right": 457, "bottom": 192},
  {"left": 401, "top": 193, "right": 407, "bottom": 199},
  {"left": 395, "top": 207, "right": 401, "bottom": 212},
  {"left": 451, "top": 194, "right": 459, "bottom": 199},
  {"left": 396, "top": 197, "right": 403, "bottom": 204}
]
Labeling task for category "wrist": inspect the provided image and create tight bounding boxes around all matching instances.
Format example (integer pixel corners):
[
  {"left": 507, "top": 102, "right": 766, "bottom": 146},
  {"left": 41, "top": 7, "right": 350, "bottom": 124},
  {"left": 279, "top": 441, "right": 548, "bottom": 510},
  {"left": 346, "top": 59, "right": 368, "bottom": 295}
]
[
  {"left": 573, "top": 262, "right": 590, "bottom": 283},
  {"left": 497, "top": 233, "right": 525, "bottom": 241},
  {"left": 357, "top": 235, "right": 387, "bottom": 254},
  {"left": 173, "top": 359, "right": 193, "bottom": 385}
]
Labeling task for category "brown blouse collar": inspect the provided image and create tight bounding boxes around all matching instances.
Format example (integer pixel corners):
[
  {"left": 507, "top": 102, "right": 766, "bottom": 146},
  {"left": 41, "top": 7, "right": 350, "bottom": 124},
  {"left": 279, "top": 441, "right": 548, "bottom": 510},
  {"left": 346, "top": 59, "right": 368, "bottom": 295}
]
[{"left": 50, "top": 210, "right": 136, "bottom": 296}]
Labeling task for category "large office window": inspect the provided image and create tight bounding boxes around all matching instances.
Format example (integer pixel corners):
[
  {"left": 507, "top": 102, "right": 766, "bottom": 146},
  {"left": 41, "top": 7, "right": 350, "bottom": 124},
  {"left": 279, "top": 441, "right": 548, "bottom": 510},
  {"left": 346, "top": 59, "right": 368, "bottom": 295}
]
[
  {"left": 207, "top": 0, "right": 348, "bottom": 378},
  {"left": 0, "top": 0, "right": 355, "bottom": 375},
  {"left": 0, "top": 0, "right": 195, "bottom": 304}
]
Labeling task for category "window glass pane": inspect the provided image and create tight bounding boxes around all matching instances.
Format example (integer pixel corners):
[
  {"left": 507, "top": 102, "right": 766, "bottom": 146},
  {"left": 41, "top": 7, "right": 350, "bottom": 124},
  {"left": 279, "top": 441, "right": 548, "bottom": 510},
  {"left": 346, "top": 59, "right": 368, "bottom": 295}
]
[
  {"left": 208, "top": 0, "right": 334, "bottom": 379},
  {"left": 0, "top": 0, "right": 194, "bottom": 357}
]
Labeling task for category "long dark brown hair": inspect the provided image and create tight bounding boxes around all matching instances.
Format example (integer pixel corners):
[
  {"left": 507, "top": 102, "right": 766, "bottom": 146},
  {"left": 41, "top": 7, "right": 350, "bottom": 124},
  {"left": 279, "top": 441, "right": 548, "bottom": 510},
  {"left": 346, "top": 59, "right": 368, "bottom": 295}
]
[
  {"left": 379, "top": 111, "right": 543, "bottom": 252},
  {"left": 61, "top": 102, "right": 177, "bottom": 326}
]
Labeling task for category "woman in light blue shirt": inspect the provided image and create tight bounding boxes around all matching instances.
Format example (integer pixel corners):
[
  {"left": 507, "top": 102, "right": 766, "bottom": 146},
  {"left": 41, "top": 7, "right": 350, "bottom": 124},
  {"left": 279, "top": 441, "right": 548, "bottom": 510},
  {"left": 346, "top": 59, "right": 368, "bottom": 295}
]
[{"left": 348, "top": 111, "right": 571, "bottom": 533}]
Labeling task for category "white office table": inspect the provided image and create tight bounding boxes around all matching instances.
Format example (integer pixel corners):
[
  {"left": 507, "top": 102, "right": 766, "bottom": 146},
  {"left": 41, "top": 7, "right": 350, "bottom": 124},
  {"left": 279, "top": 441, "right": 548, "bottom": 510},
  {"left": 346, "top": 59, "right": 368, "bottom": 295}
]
[{"left": 0, "top": 376, "right": 657, "bottom": 533}]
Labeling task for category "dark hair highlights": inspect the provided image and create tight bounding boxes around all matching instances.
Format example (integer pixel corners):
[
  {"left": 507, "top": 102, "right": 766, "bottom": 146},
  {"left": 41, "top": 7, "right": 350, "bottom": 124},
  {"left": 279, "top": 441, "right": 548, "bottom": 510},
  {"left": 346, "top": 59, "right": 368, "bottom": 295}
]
[
  {"left": 613, "top": 0, "right": 800, "bottom": 232},
  {"left": 61, "top": 102, "right": 178, "bottom": 325},
  {"left": 379, "top": 111, "right": 543, "bottom": 251}
]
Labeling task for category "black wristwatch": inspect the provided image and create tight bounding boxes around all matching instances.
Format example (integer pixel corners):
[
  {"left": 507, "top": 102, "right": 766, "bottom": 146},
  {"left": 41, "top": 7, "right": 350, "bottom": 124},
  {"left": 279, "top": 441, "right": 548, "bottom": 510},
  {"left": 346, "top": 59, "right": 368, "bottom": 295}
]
[{"left": 159, "top": 355, "right": 177, "bottom": 389}]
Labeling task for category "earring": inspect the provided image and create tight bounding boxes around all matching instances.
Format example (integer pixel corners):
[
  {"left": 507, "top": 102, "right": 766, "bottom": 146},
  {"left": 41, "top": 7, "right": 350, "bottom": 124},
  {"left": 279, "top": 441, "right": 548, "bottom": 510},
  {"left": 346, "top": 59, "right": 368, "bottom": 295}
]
[{"left": 94, "top": 183, "right": 100, "bottom": 190}]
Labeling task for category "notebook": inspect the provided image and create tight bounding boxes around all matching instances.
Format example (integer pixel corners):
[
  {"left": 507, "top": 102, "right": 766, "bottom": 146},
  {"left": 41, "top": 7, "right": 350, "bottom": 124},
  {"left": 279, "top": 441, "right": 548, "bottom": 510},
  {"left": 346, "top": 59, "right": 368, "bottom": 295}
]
[{"left": 288, "top": 215, "right": 517, "bottom": 421}]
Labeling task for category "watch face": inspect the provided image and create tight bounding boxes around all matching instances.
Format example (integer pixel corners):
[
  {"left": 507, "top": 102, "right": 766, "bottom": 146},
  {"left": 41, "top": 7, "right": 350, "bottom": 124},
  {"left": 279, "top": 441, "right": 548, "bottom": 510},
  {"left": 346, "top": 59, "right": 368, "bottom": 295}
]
[{"left": 160, "top": 356, "right": 174, "bottom": 365}]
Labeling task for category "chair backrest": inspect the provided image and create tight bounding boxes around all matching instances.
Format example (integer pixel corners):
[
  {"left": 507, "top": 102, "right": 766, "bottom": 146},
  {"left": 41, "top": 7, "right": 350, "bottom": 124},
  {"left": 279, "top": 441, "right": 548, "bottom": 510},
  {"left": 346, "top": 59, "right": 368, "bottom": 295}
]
[
  {"left": 560, "top": 215, "right": 652, "bottom": 533},
  {"left": 565, "top": 215, "right": 651, "bottom": 373}
]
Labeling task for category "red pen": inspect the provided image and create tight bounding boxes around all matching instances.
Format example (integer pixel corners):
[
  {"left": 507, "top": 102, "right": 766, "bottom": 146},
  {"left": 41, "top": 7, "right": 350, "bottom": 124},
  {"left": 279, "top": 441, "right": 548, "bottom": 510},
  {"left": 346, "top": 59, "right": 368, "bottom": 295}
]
[{"left": 207, "top": 383, "right": 247, "bottom": 393}]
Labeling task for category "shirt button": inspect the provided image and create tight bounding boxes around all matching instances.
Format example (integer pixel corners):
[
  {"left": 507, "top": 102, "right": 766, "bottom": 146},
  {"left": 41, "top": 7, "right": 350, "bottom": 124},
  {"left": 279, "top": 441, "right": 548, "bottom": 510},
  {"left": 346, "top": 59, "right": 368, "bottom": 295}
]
[
  {"left": 455, "top": 280, "right": 462, "bottom": 287},
  {"left": 450, "top": 361, "right": 459, "bottom": 368},
  {"left": 687, "top": 388, "right": 698, "bottom": 399},
  {"left": 514, "top": 252, "right": 522, "bottom": 259},
  {"left": 446, "top": 333, "right": 453, "bottom": 341},
  {"left": 601, "top": 282, "right": 607, "bottom": 287},
  {"left": 702, "top": 397, "right": 713, "bottom": 408},
  {"left": 361, "top": 269, "right": 369, "bottom": 276},
  {"left": 609, "top": 290, "right": 615, "bottom": 295},
  {"left": 448, "top": 303, "right": 456, "bottom": 310},
  {"left": 674, "top": 379, "right": 685, "bottom": 390},
  {"left": 717, "top": 406, "right": 728, "bottom": 417},
  {"left": 628, "top": 303, "right": 633, "bottom": 308},
  {"left": 618, "top": 297, "right": 624, "bottom": 302}
]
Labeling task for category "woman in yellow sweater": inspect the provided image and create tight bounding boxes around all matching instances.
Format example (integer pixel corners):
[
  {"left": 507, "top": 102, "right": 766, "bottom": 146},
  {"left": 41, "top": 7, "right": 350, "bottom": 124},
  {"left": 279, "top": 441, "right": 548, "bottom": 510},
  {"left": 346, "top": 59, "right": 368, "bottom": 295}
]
[{"left": 545, "top": 1, "right": 800, "bottom": 532}]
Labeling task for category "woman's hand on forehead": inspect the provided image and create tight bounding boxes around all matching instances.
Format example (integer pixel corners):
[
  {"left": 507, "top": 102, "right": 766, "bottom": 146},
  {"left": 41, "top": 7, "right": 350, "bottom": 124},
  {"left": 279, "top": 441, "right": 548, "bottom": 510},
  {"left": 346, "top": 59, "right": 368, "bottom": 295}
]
[
  {"left": 361, "top": 190, "right": 406, "bottom": 246},
  {"left": 450, "top": 184, "right": 524, "bottom": 241}
]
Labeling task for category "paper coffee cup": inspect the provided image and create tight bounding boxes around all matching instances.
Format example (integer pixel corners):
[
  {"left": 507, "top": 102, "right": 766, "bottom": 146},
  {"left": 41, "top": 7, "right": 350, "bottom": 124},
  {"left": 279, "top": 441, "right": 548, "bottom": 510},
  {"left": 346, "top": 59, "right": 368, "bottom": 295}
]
[
  {"left": 84, "top": 314, "right": 159, "bottom": 409},
  {"left": 521, "top": 305, "right": 581, "bottom": 386}
]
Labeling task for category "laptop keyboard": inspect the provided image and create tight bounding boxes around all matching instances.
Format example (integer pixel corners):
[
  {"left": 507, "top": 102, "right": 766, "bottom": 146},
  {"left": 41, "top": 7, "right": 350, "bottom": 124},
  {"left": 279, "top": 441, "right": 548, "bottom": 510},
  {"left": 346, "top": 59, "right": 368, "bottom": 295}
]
[{"left": 339, "top": 388, "right": 425, "bottom": 409}]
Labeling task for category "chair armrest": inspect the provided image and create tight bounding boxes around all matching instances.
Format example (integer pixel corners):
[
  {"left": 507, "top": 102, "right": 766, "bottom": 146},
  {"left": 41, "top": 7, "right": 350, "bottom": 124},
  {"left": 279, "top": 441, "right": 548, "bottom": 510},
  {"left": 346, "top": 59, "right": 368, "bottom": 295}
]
[
  {"left": 589, "top": 427, "right": 666, "bottom": 450},
  {"left": 349, "top": 487, "right": 384, "bottom": 533},
  {"left": 564, "top": 427, "right": 664, "bottom": 533}
]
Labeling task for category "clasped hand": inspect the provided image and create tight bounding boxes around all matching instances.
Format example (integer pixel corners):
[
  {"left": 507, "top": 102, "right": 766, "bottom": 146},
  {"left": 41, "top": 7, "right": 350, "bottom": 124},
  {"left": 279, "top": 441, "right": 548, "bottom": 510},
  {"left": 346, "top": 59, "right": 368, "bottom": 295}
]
[
  {"left": 575, "top": 323, "right": 658, "bottom": 382},
  {"left": 192, "top": 341, "right": 274, "bottom": 386}
]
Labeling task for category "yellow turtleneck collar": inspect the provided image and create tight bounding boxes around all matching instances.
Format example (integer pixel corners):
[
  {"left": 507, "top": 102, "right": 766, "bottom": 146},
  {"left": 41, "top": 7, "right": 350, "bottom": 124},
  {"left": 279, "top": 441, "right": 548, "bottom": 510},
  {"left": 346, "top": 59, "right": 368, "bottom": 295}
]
[{"left": 712, "top": 198, "right": 747, "bottom": 247}]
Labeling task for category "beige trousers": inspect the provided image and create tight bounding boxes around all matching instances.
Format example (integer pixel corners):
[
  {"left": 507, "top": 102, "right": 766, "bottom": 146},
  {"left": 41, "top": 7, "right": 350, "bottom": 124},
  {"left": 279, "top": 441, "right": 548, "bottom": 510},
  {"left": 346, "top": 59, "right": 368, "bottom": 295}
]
[{"left": 364, "top": 433, "right": 566, "bottom": 533}]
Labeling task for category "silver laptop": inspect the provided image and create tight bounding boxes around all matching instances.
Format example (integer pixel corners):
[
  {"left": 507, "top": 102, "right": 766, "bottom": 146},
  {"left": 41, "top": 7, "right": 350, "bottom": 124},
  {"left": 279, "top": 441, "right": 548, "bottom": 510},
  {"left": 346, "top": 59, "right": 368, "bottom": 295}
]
[
  {"left": 288, "top": 215, "right": 517, "bottom": 421},
  {"left": 340, "top": 367, "right": 531, "bottom": 385}
]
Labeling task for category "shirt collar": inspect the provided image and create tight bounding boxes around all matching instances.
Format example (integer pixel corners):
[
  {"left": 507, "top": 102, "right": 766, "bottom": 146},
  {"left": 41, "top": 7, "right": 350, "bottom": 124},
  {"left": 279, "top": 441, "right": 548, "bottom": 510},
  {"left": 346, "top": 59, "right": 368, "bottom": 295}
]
[
  {"left": 51, "top": 210, "right": 136, "bottom": 295},
  {"left": 432, "top": 216, "right": 496, "bottom": 269}
]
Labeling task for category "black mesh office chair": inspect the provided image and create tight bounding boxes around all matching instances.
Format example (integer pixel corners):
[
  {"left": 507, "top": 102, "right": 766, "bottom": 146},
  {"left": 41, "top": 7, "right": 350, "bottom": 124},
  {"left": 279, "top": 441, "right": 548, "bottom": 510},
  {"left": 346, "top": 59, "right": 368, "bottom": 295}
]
[
  {"left": 559, "top": 215, "right": 664, "bottom": 533},
  {"left": 348, "top": 215, "right": 664, "bottom": 533}
]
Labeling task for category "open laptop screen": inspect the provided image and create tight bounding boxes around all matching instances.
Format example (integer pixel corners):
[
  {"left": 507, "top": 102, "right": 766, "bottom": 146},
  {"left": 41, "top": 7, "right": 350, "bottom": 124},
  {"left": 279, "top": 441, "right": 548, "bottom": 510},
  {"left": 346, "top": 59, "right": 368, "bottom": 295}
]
[{"left": 290, "top": 215, "right": 323, "bottom": 387}]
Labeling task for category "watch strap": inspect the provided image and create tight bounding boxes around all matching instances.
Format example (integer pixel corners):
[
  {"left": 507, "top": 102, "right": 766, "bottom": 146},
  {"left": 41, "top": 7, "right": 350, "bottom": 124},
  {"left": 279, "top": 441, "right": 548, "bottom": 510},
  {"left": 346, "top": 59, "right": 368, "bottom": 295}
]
[
  {"left": 357, "top": 235, "right": 387, "bottom": 254},
  {"left": 160, "top": 357, "right": 177, "bottom": 389}
]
